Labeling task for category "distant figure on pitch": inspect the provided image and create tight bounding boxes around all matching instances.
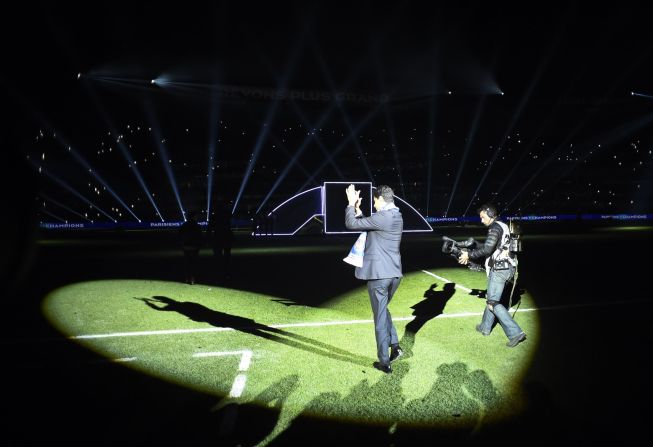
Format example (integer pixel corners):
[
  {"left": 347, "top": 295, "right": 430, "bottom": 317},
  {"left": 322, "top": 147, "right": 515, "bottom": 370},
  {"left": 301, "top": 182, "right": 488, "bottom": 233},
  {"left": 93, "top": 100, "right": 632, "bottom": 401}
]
[
  {"left": 210, "top": 200, "right": 233, "bottom": 278},
  {"left": 179, "top": 210, "right": 203, "bottom": 285}
]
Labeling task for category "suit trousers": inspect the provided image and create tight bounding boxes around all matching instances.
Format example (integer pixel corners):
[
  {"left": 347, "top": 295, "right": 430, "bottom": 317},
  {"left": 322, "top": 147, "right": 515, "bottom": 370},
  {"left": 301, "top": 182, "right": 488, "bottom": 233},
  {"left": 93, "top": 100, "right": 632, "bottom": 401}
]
[{"left": 367, "top": 277, "right": 401, "bottom": 365}]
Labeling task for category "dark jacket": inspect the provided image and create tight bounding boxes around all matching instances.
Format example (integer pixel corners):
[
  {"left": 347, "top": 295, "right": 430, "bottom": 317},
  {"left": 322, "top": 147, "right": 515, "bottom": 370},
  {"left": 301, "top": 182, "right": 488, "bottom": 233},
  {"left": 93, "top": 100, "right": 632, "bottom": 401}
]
[{"left": 468, "top": 221, "right": 503, "bottom": 260}]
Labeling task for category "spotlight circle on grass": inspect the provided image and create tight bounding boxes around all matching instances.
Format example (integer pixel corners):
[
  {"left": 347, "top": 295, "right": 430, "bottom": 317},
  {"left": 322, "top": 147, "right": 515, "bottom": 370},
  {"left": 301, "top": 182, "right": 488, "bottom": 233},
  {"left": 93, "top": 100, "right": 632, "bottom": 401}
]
[{"left": 43, "top": 271, "right": 538, "bottom": 434}]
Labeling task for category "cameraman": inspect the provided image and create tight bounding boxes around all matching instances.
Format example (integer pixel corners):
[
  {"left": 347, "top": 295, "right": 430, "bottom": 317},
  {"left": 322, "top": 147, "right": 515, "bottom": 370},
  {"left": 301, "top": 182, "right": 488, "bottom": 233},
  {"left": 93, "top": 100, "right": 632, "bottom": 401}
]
[{"left": 458, "top": 203, "right": 526, "bottom": 347}]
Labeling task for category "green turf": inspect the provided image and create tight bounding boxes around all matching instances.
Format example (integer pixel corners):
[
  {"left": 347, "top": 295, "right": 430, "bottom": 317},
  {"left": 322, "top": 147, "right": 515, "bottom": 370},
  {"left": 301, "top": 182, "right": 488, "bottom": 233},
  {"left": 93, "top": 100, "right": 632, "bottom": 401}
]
[{"left": 42, "top": 265, "right": 538, "bottom": 443}]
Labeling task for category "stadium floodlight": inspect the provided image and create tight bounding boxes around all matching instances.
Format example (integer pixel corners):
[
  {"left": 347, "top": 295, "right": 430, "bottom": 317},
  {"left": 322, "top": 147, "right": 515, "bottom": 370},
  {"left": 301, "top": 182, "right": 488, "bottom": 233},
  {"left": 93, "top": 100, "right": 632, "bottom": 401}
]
[{"left": 631, "top": 91, "right": 653, "bottom": 100}]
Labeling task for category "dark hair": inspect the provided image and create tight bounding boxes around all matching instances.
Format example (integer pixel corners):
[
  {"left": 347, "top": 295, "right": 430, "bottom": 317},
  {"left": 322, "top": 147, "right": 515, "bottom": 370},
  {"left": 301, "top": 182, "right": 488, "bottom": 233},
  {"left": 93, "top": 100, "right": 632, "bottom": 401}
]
[
  {"left": 373, "top": 185, "right": 394, "bottom": 203},
  {"left": 477, "top": 203, "right": 498, "bottom": 219}
]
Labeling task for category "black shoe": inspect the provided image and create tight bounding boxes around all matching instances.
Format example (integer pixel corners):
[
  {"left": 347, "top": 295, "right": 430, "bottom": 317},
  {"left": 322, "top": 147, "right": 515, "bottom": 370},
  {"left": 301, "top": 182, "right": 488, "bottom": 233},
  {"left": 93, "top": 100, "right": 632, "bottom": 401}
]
[
  {"left": 506, "top": 332, "right": 526, "bottom": 347},
  {"left": 475, "top": 324, "right": 490, "bottom": 336},
  {"left": 373, "top": 361, "right": 392, "bottom": 374},
  {"left": 390, "top": 346, "right": 404, "bottom": 362}
]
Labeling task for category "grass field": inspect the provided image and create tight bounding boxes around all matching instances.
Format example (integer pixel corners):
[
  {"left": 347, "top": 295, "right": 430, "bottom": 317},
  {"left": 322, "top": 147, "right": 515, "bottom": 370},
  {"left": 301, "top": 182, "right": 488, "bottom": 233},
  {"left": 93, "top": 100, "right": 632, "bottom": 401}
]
[{"left": 4, "top": 225, "right": 653, "bottom": 445}]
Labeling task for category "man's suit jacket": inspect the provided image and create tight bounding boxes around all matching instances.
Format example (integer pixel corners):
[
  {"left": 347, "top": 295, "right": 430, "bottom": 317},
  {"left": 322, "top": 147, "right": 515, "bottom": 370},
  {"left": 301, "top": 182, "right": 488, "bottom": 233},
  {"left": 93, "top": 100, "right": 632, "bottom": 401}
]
[{"left": 345, "top": 205, "right": 403, "bottom": 280}]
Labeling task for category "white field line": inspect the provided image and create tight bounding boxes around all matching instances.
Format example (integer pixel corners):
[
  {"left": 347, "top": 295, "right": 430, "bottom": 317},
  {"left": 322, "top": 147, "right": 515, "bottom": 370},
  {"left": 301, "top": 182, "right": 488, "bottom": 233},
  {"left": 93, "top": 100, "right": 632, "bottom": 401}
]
[
  {"left": 193, "top": 349, "right": 252, "bottom": 371},
  {"left": 88, "top": 351, "right": 252, "bottom": 397},
  {"left": 111, "top": 357, "right": 137, "bottom": 362},
  {"left": 69, "top": 270, "right": 633, "bottom": 340},
  {"left": 192, "top": 350, "right": 252, "bottom": 398},
  {"left": 421, "top": 269, "right": 473, "bottom": 293},
  {"left": 70, "top": 316, "right": 457, "bottom": 339},
  {"left": 228, "top": 374, "right": 247, "bottom": 398},
  {"left": 418, "top": 270, "right": 630, "bottom": 313}
]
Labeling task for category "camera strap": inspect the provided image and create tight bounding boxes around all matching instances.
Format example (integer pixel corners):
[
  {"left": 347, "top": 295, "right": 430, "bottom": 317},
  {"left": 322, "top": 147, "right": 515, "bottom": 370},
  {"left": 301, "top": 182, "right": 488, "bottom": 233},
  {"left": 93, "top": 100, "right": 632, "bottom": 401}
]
[
  {"left": 509, "top": 264, "right": 520, "bottom": 318},
  {"left": 492, "top": 221, "right": 516, "bottom": 267}
]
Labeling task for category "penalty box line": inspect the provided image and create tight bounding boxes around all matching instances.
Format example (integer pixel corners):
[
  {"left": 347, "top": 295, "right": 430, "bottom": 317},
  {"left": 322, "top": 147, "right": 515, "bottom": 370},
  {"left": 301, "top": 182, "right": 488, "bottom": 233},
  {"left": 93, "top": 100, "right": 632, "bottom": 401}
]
[{"left": 193, "top": 350, "right": 252, "bottom": 398}]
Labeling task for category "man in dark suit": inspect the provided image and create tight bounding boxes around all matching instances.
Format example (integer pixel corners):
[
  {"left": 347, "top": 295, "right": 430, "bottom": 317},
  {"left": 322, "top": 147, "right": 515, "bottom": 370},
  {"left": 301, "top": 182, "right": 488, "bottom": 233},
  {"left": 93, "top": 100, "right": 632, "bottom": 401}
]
[{"left": 345, "top": 184, "right": 404, "bottom": 373}]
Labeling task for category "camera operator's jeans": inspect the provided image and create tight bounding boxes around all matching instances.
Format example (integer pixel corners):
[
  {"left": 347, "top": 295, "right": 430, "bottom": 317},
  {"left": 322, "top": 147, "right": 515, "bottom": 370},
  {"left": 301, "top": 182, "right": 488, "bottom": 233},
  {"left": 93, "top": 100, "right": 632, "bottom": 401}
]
[{"left": 478, "top": 266, "right": 523, "bottom": 339}]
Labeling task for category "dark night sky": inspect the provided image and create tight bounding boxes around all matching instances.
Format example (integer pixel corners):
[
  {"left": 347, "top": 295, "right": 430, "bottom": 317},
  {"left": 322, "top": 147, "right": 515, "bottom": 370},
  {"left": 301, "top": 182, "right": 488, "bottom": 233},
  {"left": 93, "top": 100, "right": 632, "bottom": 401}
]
[
  {"left": 2, "top": 1, "right": 653, "bottom": 222},
  {"left": 5, "top": 2, "right": 651, "bottom": 124}
]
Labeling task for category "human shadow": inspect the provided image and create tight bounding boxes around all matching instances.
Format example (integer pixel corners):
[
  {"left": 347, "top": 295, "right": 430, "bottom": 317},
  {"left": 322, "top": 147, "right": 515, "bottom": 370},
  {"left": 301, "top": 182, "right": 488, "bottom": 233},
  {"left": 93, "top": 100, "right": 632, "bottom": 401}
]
[
  {"left": 470, "top": 288, "right": 487, "bottom": 299},
  {"left": 274, "top": 361, "right": 411, "bottom": 445},
  {"left": 135, "top": 295, "right": 372, "bottom": 367},
  {"left": 400, "top": 283, "right": 456, "bottom": 356},
  {"left": 276, "top": 361, "right": 504, "bottom": 445},
  {"left": 271, "top": 298, "right": 305, "bottom": 307},
  {"left": 402, "top": 362, "right": 484, "bottom": 424},
  {"left": 397, "top": 362, "right": 502, "bottom": 442},
  {"left": 210, "top": 374, "right": 301, "bottom": 447}
]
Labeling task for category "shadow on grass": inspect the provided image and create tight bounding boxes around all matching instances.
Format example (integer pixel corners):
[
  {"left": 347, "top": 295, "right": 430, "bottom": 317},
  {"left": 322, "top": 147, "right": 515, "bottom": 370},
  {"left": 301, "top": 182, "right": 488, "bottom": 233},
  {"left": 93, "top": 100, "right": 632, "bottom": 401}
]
[
  {"left": 272, "top": 360, "right": 504, "bottom": 444},
  {"left": 399, "top": 282, "right": 456, "bottom": 357},
  {"left": 135, "top": 295, "right": 373, "bottom": 368},
  {"left": 211, "top": 374, "right": 301, "bottom": 446},
  {"left": 19, "top": 229, "right": 653, "bottom": 444},
  {"left": 271, "top": 298, "right": 305, "bottom": 307}
]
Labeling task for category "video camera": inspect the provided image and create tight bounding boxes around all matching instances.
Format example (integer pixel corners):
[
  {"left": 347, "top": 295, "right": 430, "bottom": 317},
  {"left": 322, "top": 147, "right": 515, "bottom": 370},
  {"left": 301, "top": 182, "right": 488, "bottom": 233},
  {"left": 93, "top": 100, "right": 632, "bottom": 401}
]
[
  {"left": 441, "top": 236, "right": 485, "bottom": 272},
  {"left": 441, "top": 220, "right": 522, "bottom": 273}
]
